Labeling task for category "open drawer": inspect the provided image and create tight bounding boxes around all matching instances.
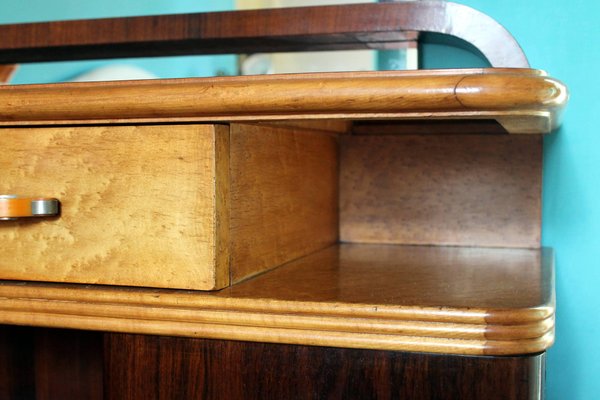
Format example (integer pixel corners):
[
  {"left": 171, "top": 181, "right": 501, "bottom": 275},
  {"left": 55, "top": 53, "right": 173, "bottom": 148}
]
[{"left": 0, "top": 123, "right": 337, "bottom": 289}]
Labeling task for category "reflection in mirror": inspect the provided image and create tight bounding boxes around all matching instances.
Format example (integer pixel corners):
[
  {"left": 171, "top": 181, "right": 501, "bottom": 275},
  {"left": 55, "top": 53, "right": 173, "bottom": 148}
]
[
  {"left": 236, "top": 0, "right": 417, "bottom": 75},
  {"left": 1, "top": 0, "right": 417, "bottom": 85},
  {"left": 0, "top": 0, "right": 237, "bottom": 85}
]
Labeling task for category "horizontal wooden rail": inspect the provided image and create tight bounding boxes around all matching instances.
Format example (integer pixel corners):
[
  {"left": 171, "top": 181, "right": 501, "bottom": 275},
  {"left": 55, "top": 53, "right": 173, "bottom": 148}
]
[
  {"left": 0, "top": 69, "right": 566, "bottom": 133},
  {"left": 0, "top": 1, "right": 528, "bottom": 67},
  {"left": 0, "top": 244, "right": 555, "bottom": 355}
]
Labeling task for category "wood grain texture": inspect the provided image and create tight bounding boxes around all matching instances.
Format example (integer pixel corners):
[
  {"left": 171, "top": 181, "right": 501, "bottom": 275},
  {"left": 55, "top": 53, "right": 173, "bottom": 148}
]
[
  {"left": 0, "top": 124, "right": 229, "bottom": 290},
  {"left": 0, "top": 325, "right": 35, "bottom": 399},
  {"left": 0, "top": 2, "right": 527, "bottom": 67},
  {"left": 261, "top": 119, "right": 351, "bottom": 134},
  {"left": 0, "top": 122, "right": 337, "bottom": 289},
  {"left": 0, "top": 326, "right": 544, "bottom": 399},
  {"left": 229, "top": 123, "right": 338, "bottom": 283},
  {"left": 104, "top": 332, "right": 158, "bottom": 400},
  {"left": 0, "top": 325, "right": 103, "bottom": 400},
  {"left": 0, "top": 244, "right": 555, "bottom": 356},
  {"left": 33, "top": 327, "right": 104, "bottom": 400},
  {"left": 340, "top": 134, "right": 542, "bottom": 248},
  {"left": 105, "top": 334, "right": 544, "bottom": 400},
  {"left": 0, "top": 69, "right": 568, "bottom": 133}
]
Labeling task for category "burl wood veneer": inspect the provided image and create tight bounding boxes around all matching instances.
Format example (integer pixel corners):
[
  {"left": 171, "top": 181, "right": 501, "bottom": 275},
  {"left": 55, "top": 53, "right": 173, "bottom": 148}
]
[{"left": 0, "top": 123, "right": 337, "bottom": 290}]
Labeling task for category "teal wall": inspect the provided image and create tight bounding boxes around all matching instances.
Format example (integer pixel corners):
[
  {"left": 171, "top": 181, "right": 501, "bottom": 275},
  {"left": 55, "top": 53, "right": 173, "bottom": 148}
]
[
  {"left": 423, "top": 1, "right": 599, "bottom": 399},
  {"left": 0, "top": 1, "right": 236, "bottom": 83}
]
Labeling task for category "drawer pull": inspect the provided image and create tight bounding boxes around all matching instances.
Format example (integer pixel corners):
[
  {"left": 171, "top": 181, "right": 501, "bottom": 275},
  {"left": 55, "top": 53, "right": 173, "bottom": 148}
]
[{"left": 0, "top": 195, "right": 60, "bottom": 220}]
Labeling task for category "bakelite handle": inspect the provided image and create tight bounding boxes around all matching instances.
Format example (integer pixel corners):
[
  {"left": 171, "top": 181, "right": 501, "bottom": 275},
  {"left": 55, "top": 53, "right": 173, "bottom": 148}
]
[{"left": 0, "top": 195, "right": 60, "bottom": 220}]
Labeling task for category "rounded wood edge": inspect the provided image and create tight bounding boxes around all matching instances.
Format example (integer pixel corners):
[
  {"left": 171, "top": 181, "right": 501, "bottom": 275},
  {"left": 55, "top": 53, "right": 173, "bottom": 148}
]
[
  {"left": 0, "top": 70, "right": 566, "bottom": 133},
  {"left": 484, "top": 316, "right": 554, "bottom": 341},
  {"left": 0, "top": 295, "right": 553, "bottom": 342},
  {"left": 0, "top": 68, "right": 538, "bottom": 90},
  {"left": 0, "top": 307, "right": 552, "bottom": 356},
  {"left": 483, "top": 331, "right": 555, "bottom": 356},
  {"left": 457, "top": 74, "right": 568, "bottom": 111},
  {"left": 430, "top": 1, "right": 530, "bottom": 68},
  {"left": 0, "top": 280, "right": 552, "bottom": 325}
]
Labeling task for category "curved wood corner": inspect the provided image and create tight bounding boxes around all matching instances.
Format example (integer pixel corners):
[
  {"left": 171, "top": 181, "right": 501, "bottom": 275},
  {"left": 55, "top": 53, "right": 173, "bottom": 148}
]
[
  {"left": 418, "top": 1, "right": 529, "bottom": 67},
  {"left": 0, "top": 2, "right": 527, "bottom": 68}
]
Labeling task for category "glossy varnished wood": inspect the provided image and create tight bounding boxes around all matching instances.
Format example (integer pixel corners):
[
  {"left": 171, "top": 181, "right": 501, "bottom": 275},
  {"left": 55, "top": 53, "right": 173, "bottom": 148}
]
[
  {"left": 0, "top": 244, "right": 555, "bottom": 356},
  {"left": 0, "top": 69, "right": 567, "bottom": 133},
  {"left": 0, "top": 325, "right": 103, "bottom": 400},
  {"left": 105, "top": 334, "right": 543, "bottom": 400},
  {"left": 229, "top": 123, "right": 338, "bottom": 283},
  {"left": 0, "top": 124, "right": 231, "bottom": 290},
  {"left": 0, "top": 325, "right": 544, "bottom": 399},
  {"left": 340, "top": 134, "right": 542, "bottom": 248},
  {"left": 0, "top": 4, "right": 559, "bottom": 397},
  {"left": 0, "top": 325, "right": 34, "bottom": 399},
  {"left": 104, "top": 332, "right": 158, "bottom": 399},
  {"left": 0, "top": 2, "right": 527, "bottom": 67},
  {"left": 0, "top": 122, "right": 337, "bottom": 289}
]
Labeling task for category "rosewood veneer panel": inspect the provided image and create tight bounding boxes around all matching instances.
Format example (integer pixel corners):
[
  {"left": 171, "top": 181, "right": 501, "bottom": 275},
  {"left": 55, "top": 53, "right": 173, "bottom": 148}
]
[{"left": 105, "top": 334, "right": 543, "bottom": 400}]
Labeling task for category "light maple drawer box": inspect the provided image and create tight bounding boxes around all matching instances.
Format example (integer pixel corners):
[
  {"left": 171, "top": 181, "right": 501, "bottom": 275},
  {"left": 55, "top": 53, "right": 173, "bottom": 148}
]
[{"left": 0, "top": 123, "right": 337, "bottom": 290}]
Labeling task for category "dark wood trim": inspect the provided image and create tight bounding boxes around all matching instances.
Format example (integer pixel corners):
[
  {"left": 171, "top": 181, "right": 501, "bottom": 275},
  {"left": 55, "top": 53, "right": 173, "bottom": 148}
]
[
  {"left": 0, "top": 2, "right": 528, "bottom": 67},
  {"left": 0, "top": 325, "right": 103, "bottom": 400},
  {"left": 0, "top": 325, "right": 544, "bottom": 399},
  {"left": 105, "top": 333, "right": 544, "bottom": 400}
]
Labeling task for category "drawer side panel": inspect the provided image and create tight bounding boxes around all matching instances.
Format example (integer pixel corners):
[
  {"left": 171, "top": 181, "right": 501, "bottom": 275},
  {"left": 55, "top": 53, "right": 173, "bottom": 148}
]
[{"left": 229, "top": 123, "right": 338, "bottom": 283}]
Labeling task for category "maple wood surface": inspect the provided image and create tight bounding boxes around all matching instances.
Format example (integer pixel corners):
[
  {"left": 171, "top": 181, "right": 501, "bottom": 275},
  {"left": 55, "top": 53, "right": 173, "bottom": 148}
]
[
  {"left": 222, "top": 244, "right": 552, "bottom": 312},
  {"left": 229, "top": 123, "right": 338, "bottom": 283},
  {"left": 0, "top": 3, "right": 561, "bottom": 395},
  {"left": 0, "top": 122, "right": 337, "bottom": 290},
  {"left": 0, "top": 69, "right": 567, "bottom": 134},
  {"left": 0, "top": 243, "right": 554, "bottom": 356},
  {"left": 0, "top": 124, "right": 228, "bottom": 290}
]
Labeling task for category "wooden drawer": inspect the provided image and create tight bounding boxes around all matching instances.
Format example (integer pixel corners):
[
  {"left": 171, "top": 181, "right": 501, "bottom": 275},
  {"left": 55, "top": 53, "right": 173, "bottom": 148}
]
[{"left": 0, "top": 123, "right": 337, "bottom": 290}]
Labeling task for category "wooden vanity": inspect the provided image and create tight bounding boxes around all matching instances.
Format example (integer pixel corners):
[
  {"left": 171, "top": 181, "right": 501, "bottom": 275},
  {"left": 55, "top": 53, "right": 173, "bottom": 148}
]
[{"left": 0, "top": 3, "right": 568, "bottom": 399}]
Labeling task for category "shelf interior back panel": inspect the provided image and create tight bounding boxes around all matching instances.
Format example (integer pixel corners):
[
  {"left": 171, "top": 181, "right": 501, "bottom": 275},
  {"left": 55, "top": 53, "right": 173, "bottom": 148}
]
[{"left": 339, "top": 134, "right": 542, "bottom": 248}]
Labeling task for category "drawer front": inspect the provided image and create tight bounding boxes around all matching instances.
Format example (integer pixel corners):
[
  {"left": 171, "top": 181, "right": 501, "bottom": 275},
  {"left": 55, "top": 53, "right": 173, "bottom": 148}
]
[{"left": 0, "top": 124, "right": 229, "bottom": 290}]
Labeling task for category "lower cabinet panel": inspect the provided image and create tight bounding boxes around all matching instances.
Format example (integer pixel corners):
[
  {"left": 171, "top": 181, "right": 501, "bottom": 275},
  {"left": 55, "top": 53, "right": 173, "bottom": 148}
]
[
  {"left": 0, "top": 325, "right": 543, "bottom": 400},
  {"left": 0, "top": 325, "right": 103, "bottom": 400}
]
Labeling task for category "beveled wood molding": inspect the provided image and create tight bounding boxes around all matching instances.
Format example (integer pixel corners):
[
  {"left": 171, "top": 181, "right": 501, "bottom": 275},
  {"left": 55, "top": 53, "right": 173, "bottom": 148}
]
[
  {"left": 0, "top": 1, "right": 526, "bottom": 67},
  {"left": 0, "top": 244, "right": 555, "bottom": 356},
  {"left": 0, "top": 69, "right": 567, "bottom": 133}
]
